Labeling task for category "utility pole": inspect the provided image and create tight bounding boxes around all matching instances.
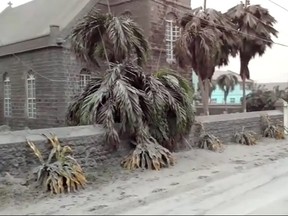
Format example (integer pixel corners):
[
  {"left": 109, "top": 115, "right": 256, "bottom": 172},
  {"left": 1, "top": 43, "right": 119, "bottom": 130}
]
[{"left": 203, "top": 0, "right": 207, "bottom": 10}]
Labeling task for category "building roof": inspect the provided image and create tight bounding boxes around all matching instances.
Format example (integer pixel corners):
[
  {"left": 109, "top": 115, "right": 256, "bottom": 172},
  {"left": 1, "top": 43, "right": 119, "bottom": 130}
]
[
  {"left": 0, "top": 0, "right": 91, "bottom": 46},
  {"left": 257, "top": 82, "right": 288, "bottom": 91},
  {"left": 212, "top": 70, "right": 254, "bottom": 83}
]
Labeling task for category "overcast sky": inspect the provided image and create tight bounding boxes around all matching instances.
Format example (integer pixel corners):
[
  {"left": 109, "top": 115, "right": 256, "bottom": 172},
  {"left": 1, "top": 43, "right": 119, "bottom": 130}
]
[{"left": 1, "top": 0, "right": 288, "bottom": 83}]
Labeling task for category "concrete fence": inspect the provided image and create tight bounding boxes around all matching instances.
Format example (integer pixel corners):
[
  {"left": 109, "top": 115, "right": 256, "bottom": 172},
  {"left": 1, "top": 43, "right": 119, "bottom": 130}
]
[
  {"left": 196, "top": 104, "right": 242, "bottom": 115},
  {"left": 0, "top": 110, "right": 284, "bottom": 177}
]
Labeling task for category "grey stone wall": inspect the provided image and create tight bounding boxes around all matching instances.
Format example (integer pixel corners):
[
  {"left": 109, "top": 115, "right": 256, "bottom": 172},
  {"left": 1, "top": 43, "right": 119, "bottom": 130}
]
[
  {"left": 0, "top": 125, "right": 130, "bottom": 178},
  {"left": 0, "top": 47, "right": 68, "bottom": 130},
  {"left": 0, "top": 110, "right": 283, "bottom": 177},
  {"left": 190, "top": 110, "right": 283, "bottom": 144}
]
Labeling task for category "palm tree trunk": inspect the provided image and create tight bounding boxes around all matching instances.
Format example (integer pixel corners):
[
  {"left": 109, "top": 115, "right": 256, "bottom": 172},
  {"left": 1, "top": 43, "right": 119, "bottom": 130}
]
[
  {"left": 242, "top": 78, "right": 247, "bottom": 112},
  {"left": 199, "top": 80, "right": 205, "bottom": 114},
  {"left": 203, "top": 79, "right": 210, "bottom": 115},
  {"left": 199, "top": 79, "right": 209, "bottom": 115},
  {"left": 240, "top": 52, "right": 249, "bottom": 113},
  {"left": 225, "top": 99, "right": 228, "bottom": 113}
]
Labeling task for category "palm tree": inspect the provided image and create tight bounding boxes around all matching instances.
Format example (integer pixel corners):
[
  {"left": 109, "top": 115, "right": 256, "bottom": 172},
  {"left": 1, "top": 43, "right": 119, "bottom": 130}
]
[
  {"left": 246, "top": 88, "right": 278, "bottom": 111},
  {"left": 217, "top": 73, "right": 238, "bottom": 112},
  {"left": 67, "top": 62, "right": 194, "bottom": 170},
  {"left": 69, "top": 10, "right": 195, "bottom": 170},
  {"left": 226, "top": 3, "right": 278, "bottom": 112},
  {"left": 70, "top": 10, "right": 149, "bottom": 67},
  {"left": 175, "top": 7, "right": 239, "bottom": 115}
]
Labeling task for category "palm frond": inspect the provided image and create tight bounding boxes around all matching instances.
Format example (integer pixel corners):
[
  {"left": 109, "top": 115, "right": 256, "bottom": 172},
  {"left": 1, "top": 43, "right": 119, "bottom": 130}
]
[
  {"left": 261, "top": 115, "right": 287, "bottom": 139},
  {"left": 71, "top": 11, "right": 108, "bottom": 66},
  {"left": 71, "top": 10, "right": 149, "bottom": 66},
  {"left": 196, "top": 122, "right": 224, "bottom": 152},
  {"left": 66, "top": 77, "right": 102, "bottom": 126},
  {"left": 175, "top": 8, "right": 239, "bottom": 84},
  {"left": 233, "top": 127, "right": 257, "bottom": 145},
  {"left": 27, "top": 134, "right": 87, "bottom": 194},
  {"left": 67, "top": 61, "right": 195, "bottom": 170},
  {"left": 226, "top": 4, "right": 278, "bottom": 80}
]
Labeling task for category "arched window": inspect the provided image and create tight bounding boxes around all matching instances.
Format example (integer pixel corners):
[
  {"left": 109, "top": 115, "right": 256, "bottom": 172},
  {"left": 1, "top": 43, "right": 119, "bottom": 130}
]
[
  {"left": 165, "top": 13, "right": 180, "bottom": 63},
  {"left": 26, "top": 71, "right": 36, "bottom": 119},
  {"left": 3, "top": 73, "right": 11, "bottom": 117},
  {"left": 80, "top": 68, "right": 91, "bottom": 91}
]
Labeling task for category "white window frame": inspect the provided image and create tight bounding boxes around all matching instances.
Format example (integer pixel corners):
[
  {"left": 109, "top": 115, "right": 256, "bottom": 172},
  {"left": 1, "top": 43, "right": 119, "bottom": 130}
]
[
  {"left": 230, "top": 98, "right": 236, "bottom": 104},
  {"left": 80, "top": 69, "right": 91, "bottom": 92},
  {"left": 26, "top": 73, "right": 36, "bottom": 119},
  {"left": 3, "top": 75, "right": 12, "bottom": 117},
  {"left": 165, "top": 18, "right": 180, "bottom": 63}
]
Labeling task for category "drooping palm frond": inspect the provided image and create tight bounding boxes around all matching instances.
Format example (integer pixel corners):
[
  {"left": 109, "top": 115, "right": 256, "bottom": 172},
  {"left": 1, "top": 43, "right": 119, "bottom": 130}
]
[
  {"left": 226, "top": 3, "right": 278, "bottom": 80},
  {"left": 175, "top": 24, "right": 220, "bottom": 81},
  {"left": 66, "top": 61, "right": 195, "bottom": 170},
  {"left": 175, "top": 7, "right": 240, "bottom": 116},
  {"left": 149, "top": 69, "right": 195, "bottom": 150},
  {"left": 195, "top": 122, "right": 224, "bottom": 152},
  {"left": 67, "top": 77, "right": 102, "bottom": 126},
  {"left": 121, "top": 131, "right": 175, "bottom": 170},
  {"left": 71, "top": 10, "right": 149, "bottom": 67},
  {"left": 176, "top": 7, "right": 239, "bottom": 81},
  {"left": 27, "top": 134, "right": 87, "bottom": 194}
]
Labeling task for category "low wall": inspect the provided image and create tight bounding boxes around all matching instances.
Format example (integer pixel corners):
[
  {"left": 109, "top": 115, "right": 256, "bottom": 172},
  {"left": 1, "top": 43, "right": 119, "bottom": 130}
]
[
  {"left": 0, "top": 110, "right": 283, "bottom": 177},
  {"left": 190, "top": 110, "right": 283, "bottom": 144},
  {"left": 0, "top": 125, "right": 130, "bottom": 178},
  {"left": 196, "top": 104, "right": 242, "bottom": 115}
]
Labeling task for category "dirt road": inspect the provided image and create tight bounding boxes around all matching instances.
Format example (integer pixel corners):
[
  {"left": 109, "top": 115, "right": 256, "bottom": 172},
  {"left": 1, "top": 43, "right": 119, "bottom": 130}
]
[
  {"left": 1, "top": 139, "right": 288, "bottom": 215},
  {"left": 120, "top": 157, "right": 288, "bottom": 215}
]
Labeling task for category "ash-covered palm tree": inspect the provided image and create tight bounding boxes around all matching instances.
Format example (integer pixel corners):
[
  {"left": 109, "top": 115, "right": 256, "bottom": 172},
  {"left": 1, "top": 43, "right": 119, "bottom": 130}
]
[
  {"left": 226, "top": 3, "right": 278, "bottom": 112},
  {"left": 70, "top": 10, "right": 149, "bottom": 67},
  {"left": 175, "top": 7, "right": 239, "bottom": 115},
  {"left": 68, "top": 9, "right": 195, "bottom": 171},
  {"left": 67, "top": 62, "right": 194, "bottom": 170},
  {"left": 217, "top": 73, "right": 238, "bottom": 112},
  {"left": 246, "top": 84, "right": 288, "bottom": 112},
  {"left": 246, "top": 88, "right": 277, "bottom": 112}
]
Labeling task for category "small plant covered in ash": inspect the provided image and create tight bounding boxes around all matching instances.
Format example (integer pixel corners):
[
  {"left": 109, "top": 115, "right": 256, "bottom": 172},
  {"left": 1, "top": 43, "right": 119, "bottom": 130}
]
[
  {"left": 233, "top": 127, "right": 257, "bottom": 146},
  {"left": 121, "top": 134, "right": 175, "bottom": 170},
  {"left": 261, "top": 115, "right": 287, "bottom": 140},
  {"left": 196, "top": 122, "right": 224, "bottom": 152},
  {"left": 27, "top": 133, "right": 87, "bottom": 194}
]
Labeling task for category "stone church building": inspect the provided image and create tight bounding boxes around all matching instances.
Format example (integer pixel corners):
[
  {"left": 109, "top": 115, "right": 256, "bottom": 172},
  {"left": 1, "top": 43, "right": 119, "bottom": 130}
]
[{"left": 0, "top": 0, "right": 191, "bottom": 130}]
